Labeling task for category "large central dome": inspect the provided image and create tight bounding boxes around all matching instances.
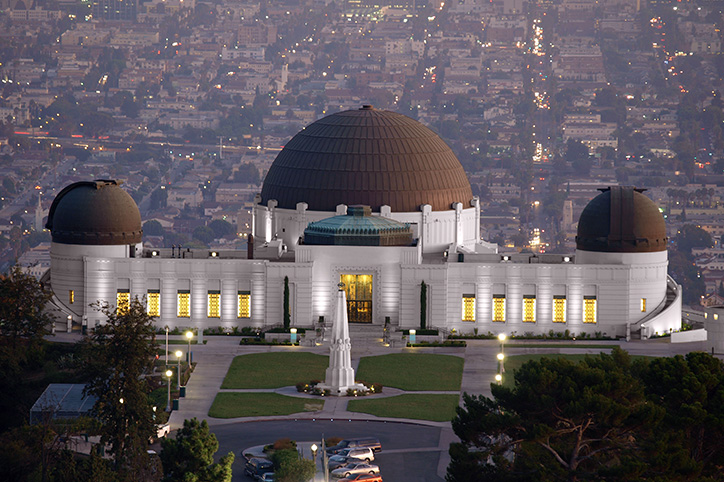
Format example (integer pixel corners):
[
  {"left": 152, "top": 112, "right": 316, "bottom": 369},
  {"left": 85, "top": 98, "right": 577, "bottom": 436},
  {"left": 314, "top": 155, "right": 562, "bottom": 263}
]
[{"left": 261, "top": 106, "right": 473, "bottom": 212}]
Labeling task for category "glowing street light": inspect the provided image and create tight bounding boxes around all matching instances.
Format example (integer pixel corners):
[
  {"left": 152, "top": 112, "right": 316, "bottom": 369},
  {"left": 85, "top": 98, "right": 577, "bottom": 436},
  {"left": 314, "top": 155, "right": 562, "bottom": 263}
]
[
  {"left": 165, "top": 369, "right": 173, "bottom": 412},
  {"left": 498, "top": 333, "right": 507, "bottom": 375},
  {"left": 185, "top": 331, "right": 193, "bottom": 363},
  {"left": 175, "top": 350, "right": 183, "bottom": 390}
]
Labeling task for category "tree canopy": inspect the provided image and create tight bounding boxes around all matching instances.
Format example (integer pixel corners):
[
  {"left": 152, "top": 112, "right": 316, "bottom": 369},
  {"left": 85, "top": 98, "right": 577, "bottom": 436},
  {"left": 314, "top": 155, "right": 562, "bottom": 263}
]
[
  {"left": 0, "top": 265, "right": 54, "bottom": 351},
  {"left": 448, "top": 348, "right": 724, "bottom": 482},
  {"left": 160, "top": 418, "right": 234, "bottom": 482},
  {"left": 81, "top": 298, "right": 159, "bottom": 477}
]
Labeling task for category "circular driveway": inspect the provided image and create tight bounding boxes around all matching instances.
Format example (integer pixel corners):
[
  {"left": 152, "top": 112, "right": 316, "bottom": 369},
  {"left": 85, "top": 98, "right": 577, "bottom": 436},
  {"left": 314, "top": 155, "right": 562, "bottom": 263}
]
[{"left": 212, "top": 419, "right": 447, "bottom": 482}]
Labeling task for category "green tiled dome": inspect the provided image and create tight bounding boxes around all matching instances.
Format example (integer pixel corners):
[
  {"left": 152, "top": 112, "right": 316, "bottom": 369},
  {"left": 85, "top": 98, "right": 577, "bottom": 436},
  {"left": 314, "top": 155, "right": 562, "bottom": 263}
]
[{"left": 303, "top": 205, "right": 413, "bottom": 246}]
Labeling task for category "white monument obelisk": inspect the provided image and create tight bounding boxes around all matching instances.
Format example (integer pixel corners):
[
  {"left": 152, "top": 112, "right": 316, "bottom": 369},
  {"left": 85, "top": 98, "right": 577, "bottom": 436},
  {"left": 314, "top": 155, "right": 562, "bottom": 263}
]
[{"left": 319, "top": 283, "right": 367, "bottom": 395}]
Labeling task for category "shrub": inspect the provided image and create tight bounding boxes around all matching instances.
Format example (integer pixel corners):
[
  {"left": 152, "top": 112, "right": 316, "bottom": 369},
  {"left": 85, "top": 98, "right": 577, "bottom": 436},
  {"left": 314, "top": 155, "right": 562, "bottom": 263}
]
[
  {"left": 325, "top": 437, "right": 343, "bottom": 448},
  {"left": 273, "top": 438, "right": 297, "bottom": 451}
]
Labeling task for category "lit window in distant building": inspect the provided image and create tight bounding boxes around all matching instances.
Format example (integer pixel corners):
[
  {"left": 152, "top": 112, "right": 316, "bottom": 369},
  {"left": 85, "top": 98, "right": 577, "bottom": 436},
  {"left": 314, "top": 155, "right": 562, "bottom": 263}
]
[
  {"left": 69, "top": 290, "right": 74, "bottom": 304},
  {"left": 493, "top": 295, "right": 506, "bottom": 322},
  {"left": 583, "top": 296, "right": 597, "bottom": 323},
  {"left": 523, "top": 296, "right": 536, "bottom": 322},
  {"left": 462, "top": 294, "right": 475, "bottom": 322},
  {"left": 553, "top": 296, "right": 566, "bottom": 323},
  {"left": 641, "top": 298, "right": 646, "bottom": 312},
  {"left": 208, "top": 291, "right": 220, "bottom": 318},
  {"left": 177, "top": 290, "right": 190, "bottom": 318},
  {"left": 117, "top": 289, "right": 130, "bottom": 314},
  {"left": 147, "top": 290, "right": 160, "bottom": 317},
  {"left": 238, "top": 291, "right": 251, "bottom": 318}
]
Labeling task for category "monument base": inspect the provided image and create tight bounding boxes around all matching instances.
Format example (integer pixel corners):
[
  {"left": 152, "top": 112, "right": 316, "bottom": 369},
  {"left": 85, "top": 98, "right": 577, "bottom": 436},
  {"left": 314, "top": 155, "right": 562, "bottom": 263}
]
[{"left": 315, "top": 382, "right": 369, "bottom": 397}]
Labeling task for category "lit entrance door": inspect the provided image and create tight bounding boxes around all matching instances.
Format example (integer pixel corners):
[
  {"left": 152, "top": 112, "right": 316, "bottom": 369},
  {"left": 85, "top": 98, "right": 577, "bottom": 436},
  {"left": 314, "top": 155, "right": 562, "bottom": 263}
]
[{"left": 340, "top": 274, "right": 373, "bottom": 323}]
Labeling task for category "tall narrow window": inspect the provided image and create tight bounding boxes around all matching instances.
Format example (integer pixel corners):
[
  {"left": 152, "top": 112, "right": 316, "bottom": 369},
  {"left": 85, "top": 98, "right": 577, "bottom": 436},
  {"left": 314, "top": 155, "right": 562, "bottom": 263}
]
[
  {"left": 69, "top": 290, "right": 74, "bottom": 304},
  {"left": 208, "top": 291, "right": 220, "bottom": 318},
  {"left": 117, "top": 289, "right": 130, "bottom": 314},
  {"left": 640, "top": 298, "right": 647, "bottom": 312},
  {"left": 177, "top": 290, "right": 190, "bottom": 318},
  {"left": 238, "top": 291, "right": 251, "bottom": 318},
  {"left": 553, "top": 296, "right": 566, "bottom": 323},
  {"left": 147, "top": 290, "right": 160, "bottom": 317},
  {"left": 583, "top": 296, "right": 597, "bottom": 323},
  {"left": 493, "top": 295, "right": 506, "bottom": 322},
  {"left": 523, "top": 295, "right": 536, "bottom": 322},
  {"left": 462, "top": 294, "right": 476, "bottom": 322}
]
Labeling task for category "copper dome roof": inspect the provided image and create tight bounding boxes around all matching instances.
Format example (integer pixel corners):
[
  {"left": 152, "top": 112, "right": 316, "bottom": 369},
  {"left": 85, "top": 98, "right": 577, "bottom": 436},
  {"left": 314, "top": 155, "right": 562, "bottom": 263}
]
[
  {"left": 261, "top": 106, "right": 473, "bottom": 212},
  {"left": 576, "top": 186, "right": 668, "bottom": 253},
  {"left": 46, "top": 180, "right": 143, "bottom": 245}
]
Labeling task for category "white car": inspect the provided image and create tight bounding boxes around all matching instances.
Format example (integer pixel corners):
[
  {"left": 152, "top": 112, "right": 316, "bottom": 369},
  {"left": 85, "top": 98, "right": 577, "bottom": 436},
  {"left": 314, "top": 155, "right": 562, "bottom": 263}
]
[
  {"left": 330, "top": 462, "right": 380, "bottom": 479},
  {"left": 328, "top": 447, "right": 375, "bottom": 469},
  {"left": 157, "top": 423, "right": 171, "bottom": 438}
]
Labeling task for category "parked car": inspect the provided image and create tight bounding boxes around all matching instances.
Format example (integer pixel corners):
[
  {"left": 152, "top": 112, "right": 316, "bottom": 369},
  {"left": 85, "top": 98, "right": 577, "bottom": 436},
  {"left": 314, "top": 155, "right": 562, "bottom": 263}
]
[
  {"left": 259, "top": 473, "right": 275, "bottom": 482},
  {"left": 328, "top": 447, "right": 375, "bottom": 469},
  {"left": 326, "top": 438, "right": 382, "bottom": 455},
  {"left": 244, "top": 458, "right": 274, "bottom": 479},
  {"left": 330, "top": 462, "right": 380, "bottom": 479},
  {"left": 339, "top": 474, "right": 383, "bottom": 482}
]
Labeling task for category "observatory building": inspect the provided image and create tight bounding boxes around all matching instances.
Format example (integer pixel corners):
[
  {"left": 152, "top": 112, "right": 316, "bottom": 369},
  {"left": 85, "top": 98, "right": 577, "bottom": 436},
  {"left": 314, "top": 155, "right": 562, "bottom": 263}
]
[{"left": 45, "top": 107, "right": 682, "bottom": 339}]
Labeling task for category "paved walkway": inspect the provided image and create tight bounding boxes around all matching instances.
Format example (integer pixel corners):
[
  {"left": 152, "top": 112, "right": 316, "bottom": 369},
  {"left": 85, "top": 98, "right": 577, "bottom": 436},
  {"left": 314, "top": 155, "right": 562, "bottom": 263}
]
[{"left": 50, "top": 331, "right": 713, "bottom": 480}]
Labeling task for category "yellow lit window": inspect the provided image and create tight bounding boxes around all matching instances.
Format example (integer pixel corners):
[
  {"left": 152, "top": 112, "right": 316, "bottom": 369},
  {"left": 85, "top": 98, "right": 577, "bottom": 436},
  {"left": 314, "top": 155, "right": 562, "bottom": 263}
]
[
  {"left": 523, "top": 296, "right": 536, "bottom": 322},
  {"left": 553, "top": 296, "right": 566, "bottom": 323},
  {"left": 147, "top": 290, "right": 160, "bottom": 317},
  {"left": 462, "top": 294, "right": 475, "bottom": 322},
  {"left": 177, "top": 290, "right": 190, "bottom": 318},
  {"left": 117, "top": 290, "right": 130, "bottom": 314},
  {"left": 69, "top": 290, "right": 74, "bottom": 304},
  {"left": 493, "top": 295, "right": 506, "bottom": 322},
  {"left": 238, "top": 291, "right": 251, "bottom": 318},
  {"left": 640, "top": 298, "right": 646, "bottom": 312},
  {"left": 208, "top": 291, "right": 220, "bottom": 318},
  {"left": 583, "top": 296, "right": 597, "bottom": 324}
]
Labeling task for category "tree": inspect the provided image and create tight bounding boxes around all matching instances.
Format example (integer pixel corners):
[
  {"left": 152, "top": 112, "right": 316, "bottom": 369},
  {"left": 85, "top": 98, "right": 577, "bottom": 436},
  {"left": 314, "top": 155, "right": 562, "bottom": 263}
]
[
  {"left": 160, "top": 418, "right": 234, "bottom": 482},
  {"left": 192, "top": 225, "right": 215, "bottom": 245},
  {"left": 209, "top": 219, "right": 234, "bottom": 239},
  {"left": 448, "top": 348, "right": 661, "bottom": 482},
  {"left": 0, "top": 265, "right": 54, "bottom": 351},
  {"left": 283, "top": 276, "right": 290, "bottom": 330},
  {"left": 150, "top": 188, "right": 168, "bottom": 211},
  {"left": 565, "top": 139, "right": 592, "bottom": 176},
  {"left": 271, "top": 449, "right": 315, "bottom": 482},
  {"left": 634, "top": 352, "right": 724, "bottom": 480},
  {"left": 420, "top": 281, "right": 427, "bottom": 330},
  {"left": 81, "top": 298, "right": 158, "bottom": 477},
  {"left": 143, "top": 220, "right": 165, "bottom": 236},
  {"left": 676, "top": 224, "right": 713, "bottom": 253}
]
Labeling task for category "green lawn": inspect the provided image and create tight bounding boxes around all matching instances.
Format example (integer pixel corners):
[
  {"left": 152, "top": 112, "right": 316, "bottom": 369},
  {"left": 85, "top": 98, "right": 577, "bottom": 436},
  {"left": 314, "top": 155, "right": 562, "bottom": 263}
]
[
  {"left": 208, "top": 393, "right": 324, "bottom": 418},
  {"left": 348, "top": 394, "right": 459, "bottom": 422},
  {"left": 356, "top": 353, "right": 464, "bottom": 391},
  {"left": 221, "top": 352, "right": 329, "bottom": 389}
]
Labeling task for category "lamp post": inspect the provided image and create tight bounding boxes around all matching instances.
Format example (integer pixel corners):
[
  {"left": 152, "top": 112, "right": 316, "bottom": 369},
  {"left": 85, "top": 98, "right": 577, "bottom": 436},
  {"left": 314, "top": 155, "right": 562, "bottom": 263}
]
[
  {"left": 165, "top": 369, "right": 173, "bottom": 412},
  {"left": 175, "top": 350, "right": 183, "bottom": 389},
  {"left": 185, "top": 331, "right": 193, "bottom": 363},
  {"left": 311, "top": 443, "right": 318, "bottom": 465},
  {"left": 498, "top": 333, "right": 506, "bottom": 374},
  {"left": 165, "top": 326, "right": 169, "bottom": 365}
]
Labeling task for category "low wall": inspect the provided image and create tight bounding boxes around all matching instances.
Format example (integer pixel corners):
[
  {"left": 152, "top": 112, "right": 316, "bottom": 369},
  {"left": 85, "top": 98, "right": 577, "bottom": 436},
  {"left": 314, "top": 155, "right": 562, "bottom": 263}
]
[{"left": 671, "top": 328, "right": 707, "bottom": 343}]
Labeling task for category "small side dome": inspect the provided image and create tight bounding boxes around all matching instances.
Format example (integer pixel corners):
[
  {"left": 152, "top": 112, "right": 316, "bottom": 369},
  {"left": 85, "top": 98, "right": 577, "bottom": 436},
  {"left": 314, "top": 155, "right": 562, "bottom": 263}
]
[
  {"left": 46, "top": 180, "right": 142, "bottom": 245},
  {"left": 576, "top": 186, "right": 667, "bottom": 253}
]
